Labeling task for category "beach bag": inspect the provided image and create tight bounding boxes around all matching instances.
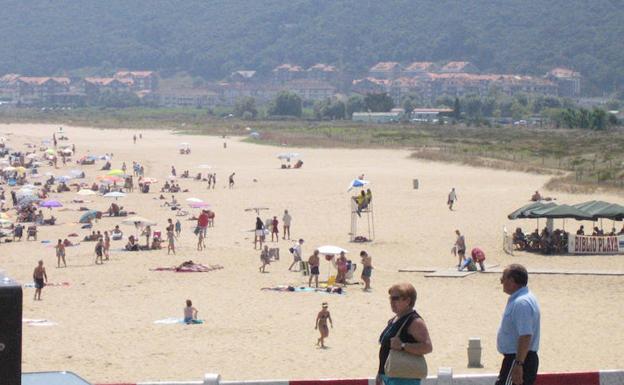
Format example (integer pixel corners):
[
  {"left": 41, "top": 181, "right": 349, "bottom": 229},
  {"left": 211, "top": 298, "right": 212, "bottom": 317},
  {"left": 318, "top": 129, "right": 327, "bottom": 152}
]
[
  {"left": 193, "top": 226, "right": 200, "bottom": 235},
  {"left": 384, "top": 316, "right": 428, "bottom": 379}
]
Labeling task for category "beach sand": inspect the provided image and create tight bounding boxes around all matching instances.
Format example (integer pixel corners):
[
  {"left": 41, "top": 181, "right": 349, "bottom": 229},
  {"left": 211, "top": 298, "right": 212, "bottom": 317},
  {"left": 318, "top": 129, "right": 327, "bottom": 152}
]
[{"left": 1, "top": 123, "right": 623, "bottom": 383}]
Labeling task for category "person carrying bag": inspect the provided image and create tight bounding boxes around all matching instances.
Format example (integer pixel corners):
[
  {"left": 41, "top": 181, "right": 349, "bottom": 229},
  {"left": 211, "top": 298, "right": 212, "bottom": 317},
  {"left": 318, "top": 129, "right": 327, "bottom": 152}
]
[{"left": 377, "top": 283, "right": 433, "bottom": 385}]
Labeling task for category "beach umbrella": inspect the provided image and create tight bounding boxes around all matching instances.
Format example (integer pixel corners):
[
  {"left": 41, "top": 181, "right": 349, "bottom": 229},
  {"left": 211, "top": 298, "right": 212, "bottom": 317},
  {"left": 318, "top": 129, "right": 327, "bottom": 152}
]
[
  {"left": 347, "top": 179, "right": 370, "bottom": 192},
  {"left": 17, "top": 195, "right": 40, "bottom": 205},
  {"left": 141, "top": 177, "right": 158, "bottom": 184},
  {"left": 40, "top": 200, "right": 63, "bottom": 208},
  {"left": 57, "top": 175, "right": 73, "bottom": 183},
  {"left": 277, "top": 152, "right": 300, "bottom": 160},
  {"left": 79, "top": 210, "right": 100, "bottom": 223},
  {"left": 77, "top": 189, "right": 97, "bottom": 196},
  {"left": 16, "top": 188, "right": 35, "bottom": 196},
  {"left": 107, "top": 169, "right": 125, "bottom": 176},
  {"left": 104, "top": 191, "right": 126, "bottom": 199},
  {"left": 121, "top": 216, "right": 157, "bottom": 227},
  {"left": 197, "top": 164, "right": 212, "bottom": 169},
  {"left": 97, "top": 175, "right": 123, "bottom": 183},
  {"left": 179, "top": 142, "right": 190, "bottom": 147},
  {"left": 190, "top": 202, "right": 210, "bottom": 209},
  {"left": 317, "top": 245, "right": 348, "bottom": 255},
  {"left": 186, "top": 197, "right": 203, "bottom": 203}
]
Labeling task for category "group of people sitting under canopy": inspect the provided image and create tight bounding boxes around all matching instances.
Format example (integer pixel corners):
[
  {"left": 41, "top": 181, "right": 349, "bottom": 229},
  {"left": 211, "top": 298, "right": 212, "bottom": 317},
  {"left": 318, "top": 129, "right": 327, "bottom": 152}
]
[{"left": 513, "top": 224, "right": 624, "bottom": 254}]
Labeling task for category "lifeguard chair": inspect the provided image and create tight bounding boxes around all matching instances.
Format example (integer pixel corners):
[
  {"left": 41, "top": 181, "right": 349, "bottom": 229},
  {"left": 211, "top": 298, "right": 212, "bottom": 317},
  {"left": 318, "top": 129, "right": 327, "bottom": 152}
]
[{"left": 347, "top": 176, "right": 375, "bottom": 242}]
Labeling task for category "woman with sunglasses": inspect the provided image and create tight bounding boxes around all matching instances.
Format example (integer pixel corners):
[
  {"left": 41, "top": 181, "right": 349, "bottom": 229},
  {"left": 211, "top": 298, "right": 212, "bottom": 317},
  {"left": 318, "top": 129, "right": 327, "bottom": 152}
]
[{"left": 377, "top": 283, "right": 433, "bottom": 385}]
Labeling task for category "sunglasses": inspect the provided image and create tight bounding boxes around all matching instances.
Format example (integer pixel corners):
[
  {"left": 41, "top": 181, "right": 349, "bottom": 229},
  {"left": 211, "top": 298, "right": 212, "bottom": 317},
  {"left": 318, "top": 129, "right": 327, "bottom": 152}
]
[{"left": 389, "top": 295, "right": 403, "bottom": 301}]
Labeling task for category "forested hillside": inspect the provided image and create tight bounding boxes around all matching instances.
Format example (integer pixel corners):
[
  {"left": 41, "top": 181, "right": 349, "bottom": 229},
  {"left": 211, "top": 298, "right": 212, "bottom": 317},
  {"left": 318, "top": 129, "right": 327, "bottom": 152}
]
[{"left": 1, "top": 0, "right": 623, "bottom": 95}]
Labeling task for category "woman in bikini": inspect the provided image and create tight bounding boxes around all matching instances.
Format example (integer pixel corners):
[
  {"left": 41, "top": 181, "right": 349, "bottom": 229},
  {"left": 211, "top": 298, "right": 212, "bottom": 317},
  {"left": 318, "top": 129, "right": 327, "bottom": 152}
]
[{"left": 315, "top": 302, "right": 333, "bottom": 348}]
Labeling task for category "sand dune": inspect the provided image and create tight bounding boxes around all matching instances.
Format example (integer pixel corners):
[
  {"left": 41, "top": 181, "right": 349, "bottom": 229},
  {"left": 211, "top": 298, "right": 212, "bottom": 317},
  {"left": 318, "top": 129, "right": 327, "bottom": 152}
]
[{"left": 1, "top": 123, "right": 622, "bottom": 383}]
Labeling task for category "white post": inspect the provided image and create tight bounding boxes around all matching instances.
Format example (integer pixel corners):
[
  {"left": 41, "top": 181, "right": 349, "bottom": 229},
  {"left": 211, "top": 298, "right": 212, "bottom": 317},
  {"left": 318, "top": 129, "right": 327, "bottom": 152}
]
[
  {"left": 437, "top": 367, "right": 453, "bottom": 385},
  {"left": 204, "top": 373, "right": 221, "bottom": 385}
]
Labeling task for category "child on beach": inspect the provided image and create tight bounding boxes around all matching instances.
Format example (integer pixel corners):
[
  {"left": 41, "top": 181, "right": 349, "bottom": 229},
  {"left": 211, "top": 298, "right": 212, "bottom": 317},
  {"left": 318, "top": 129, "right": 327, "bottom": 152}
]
[
  {"left": 184, "top": 300, "right": 199, "bottom": 324},
  {"left": 259, "top": 245, "right": 270, "bottom": 273},
  {"left": 315, "top": 302, "right": 333, "bottom": 348}
]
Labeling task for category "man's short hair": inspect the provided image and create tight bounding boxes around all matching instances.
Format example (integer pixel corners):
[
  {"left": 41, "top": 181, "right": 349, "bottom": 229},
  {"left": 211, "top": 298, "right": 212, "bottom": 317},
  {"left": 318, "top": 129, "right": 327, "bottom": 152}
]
[{"left": 506, "top": 264, "right": 528, "bottom": 286}]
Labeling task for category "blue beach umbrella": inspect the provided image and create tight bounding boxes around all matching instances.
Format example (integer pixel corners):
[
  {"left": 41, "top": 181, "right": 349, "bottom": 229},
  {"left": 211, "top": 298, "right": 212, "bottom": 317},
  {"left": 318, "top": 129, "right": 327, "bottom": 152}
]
[{"left": 347, "top": 179, "right": 370, "bottom": 192}]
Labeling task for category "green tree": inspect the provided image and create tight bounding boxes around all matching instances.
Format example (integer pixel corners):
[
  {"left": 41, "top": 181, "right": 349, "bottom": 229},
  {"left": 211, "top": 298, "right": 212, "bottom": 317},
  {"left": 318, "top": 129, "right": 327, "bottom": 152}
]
[
  {"left": 314, "top": 98, "right": 346, "bottom": 120},
  {"left": 346, "top": 95, "right": 365, "bottom": 118},
  {"left": 267, "top": 92, "right": 302, "bottom": 117},
  {"left": 233, "top": 96, "right": 258, "bottom": 119},
  {"left": 364, "top": 93, "right": 394, "bottom": 112},
  {"left": 453, "top": 97, "right": 461, "bottom": 120}
]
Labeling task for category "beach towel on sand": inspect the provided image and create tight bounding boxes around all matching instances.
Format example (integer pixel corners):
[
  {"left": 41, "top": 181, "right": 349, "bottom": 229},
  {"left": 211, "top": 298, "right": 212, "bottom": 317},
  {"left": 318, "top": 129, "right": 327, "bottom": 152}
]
[
  {"left": 151, "top": 263, "right": 223, "bottom": 273},
  {"left": 261, "top": 285, "right": 344, "bottom": 295},
  {"left": 23, "top": 319, "right": 57, "bottom": 326},
  {"left": 154, "top": 317, "right": 204, "bottom": 325},
  {"left": 23, "top": 282, "right": 70, "bottom": 288}
]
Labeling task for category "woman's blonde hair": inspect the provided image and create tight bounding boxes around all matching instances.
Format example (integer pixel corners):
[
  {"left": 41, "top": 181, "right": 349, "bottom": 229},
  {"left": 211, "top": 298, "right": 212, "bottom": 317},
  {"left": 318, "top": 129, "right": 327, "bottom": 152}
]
[{"left": 388, "top": 283, "right": 417, "bottom": 308}]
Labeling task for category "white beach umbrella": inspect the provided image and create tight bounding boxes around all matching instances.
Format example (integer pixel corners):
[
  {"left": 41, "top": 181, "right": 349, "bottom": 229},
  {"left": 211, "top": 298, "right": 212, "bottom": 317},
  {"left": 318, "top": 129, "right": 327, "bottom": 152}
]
[
  {"left": 104, "top": 191, "right": 126, "bottom": 199},
  {"left": 317, "top": 245, "right": 348, "bottom": 255},
  {"left": 186, "top": 197, "right": 203, "bottom": 203}
]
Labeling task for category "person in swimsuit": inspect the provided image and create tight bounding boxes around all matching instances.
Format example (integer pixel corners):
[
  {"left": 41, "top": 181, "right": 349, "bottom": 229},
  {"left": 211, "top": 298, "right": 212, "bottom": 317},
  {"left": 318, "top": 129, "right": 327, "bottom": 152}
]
[
  {"left": 184, "top": 299, "right": 199, "bottom": 324},
  {"left": 95, "top": 238, "right": 104, "bottom": 265},
  {"left": 315, "top": 302, "right": 333, "bottom": 348},
  {"left": 308, "top": 249, "right": 320, "bottom": 288},
  {"left": 360, "top": 250, "right": 373, "bottom": 291},
  {"left": 55, "top": 239, "right": 66, "bottom": 268},
  {"left": 103, "top": 231, "right": 111, "bottom": 261},
  {"left": 33, "top": 260, "right": 47, "bottom": 301}
]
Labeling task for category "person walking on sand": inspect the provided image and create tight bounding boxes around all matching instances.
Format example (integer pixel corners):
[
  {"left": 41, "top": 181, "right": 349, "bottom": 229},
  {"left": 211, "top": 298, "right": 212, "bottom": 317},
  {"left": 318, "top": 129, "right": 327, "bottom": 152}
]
[
  {"left": 133, "top": 134, "right": 137, "bottom": 144},
  {"left": 55, "top": 239, "right": 66, "bottom": 268},
  {"left": 103, "top": 231, "right": 111, "bottom": 261},
  {"left": 95, "top": 238, "right": 104, "bottom": 265},
  {"left": 308, "top": 249, "right": 320, "bottom": 287},
  {"left": 454, "top": 229, "right": 466, "bottom": 269},
  {"left": 271, "top": 216, "right": 279, "bottom": 242},
  {"left": 184, "top": 299, "right": 199, "bottom": 324},
  {"left": 360, "top": 250, "right": 373, "bottom": 291},
  {"left": 447, "top": 187, "right": 458, "bottom": 210},
  {"left": 167, "top": 218, "right": 176, "bottom": 255},
  {"left": 254, "top": 217, "right": 265, "bottom": 250},
  {"left": 315, "top": 302, "right": 333, "bottom": 348},
  {"left": 259, "top": 245, "right": 270, "bottom": 273},
  {"left": 282, "top": 209, "right": 292, "bottom": 240},
  {"left": 496, "top": 264, "right": 541, "bottom": 385},
  {"left": 33, "top": 260, "right": 48, "bottom": 300},
  {"left": 175, "top": 219, "right": 182, "bottom": 238},
  {"left": 288, "top": 238, "right": 304, "bottom": 271},
  {"left": 228, "top": 172, "right": 235, "bottom": 188}
]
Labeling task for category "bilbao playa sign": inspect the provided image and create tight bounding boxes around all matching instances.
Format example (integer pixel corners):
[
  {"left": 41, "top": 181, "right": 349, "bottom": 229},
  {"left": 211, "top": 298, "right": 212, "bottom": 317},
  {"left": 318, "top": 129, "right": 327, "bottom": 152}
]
[{"left": 568, "top": 235, "right": 624, "bottom": 254}]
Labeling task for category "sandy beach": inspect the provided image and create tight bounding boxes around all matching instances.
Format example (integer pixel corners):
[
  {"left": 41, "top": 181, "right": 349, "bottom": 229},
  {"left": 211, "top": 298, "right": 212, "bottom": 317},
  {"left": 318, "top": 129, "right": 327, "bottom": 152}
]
[{"left": 1, "top": 123, "right": 623, "bottom": 383}]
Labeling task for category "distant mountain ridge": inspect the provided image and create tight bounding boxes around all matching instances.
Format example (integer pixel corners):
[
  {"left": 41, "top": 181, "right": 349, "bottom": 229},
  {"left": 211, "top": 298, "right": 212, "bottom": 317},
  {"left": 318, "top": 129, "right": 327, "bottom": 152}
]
[{"left": 0, "top": 0, "right": 622, "bottom": 95}]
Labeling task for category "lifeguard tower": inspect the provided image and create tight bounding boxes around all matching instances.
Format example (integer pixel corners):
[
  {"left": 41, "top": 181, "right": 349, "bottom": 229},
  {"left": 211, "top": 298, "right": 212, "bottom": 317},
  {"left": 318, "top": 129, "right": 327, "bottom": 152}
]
[{"left": 348, "top": 179, "right": 375, "bottom": 242}]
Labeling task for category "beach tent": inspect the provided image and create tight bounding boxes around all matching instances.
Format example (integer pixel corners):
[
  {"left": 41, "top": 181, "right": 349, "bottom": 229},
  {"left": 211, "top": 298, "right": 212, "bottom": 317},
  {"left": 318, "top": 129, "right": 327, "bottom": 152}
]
[
  {"left": 317, "top": 245, "right": 348, "bottom": 255},
  {"left": 573, "top": 200, "right": 624, "bottom": 221},
  {"left": 529, "top": 204, "right": 594, "bottom": 220},
  {"left": 79, "top": 210, "right": 100, "bottom": 223},
  {"left": 507, "top": 202, "right": 557, "bottom": 220}
]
